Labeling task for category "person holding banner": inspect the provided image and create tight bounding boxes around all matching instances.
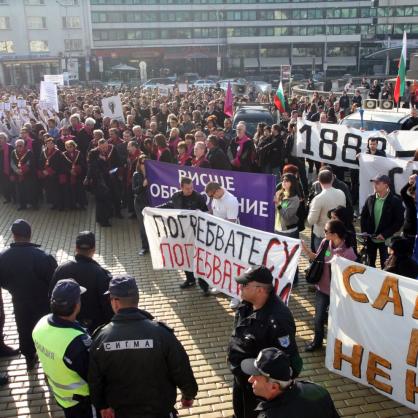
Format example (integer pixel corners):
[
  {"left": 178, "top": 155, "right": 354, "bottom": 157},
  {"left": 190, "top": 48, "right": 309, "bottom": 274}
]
[
  {"left": 360, "top": 174, "right": 404, "bottom": 268},
  {"left": 228, "top": 266, "right": 302, "bottom": 418},
  {"left": 400, "top": 174, "right": 417, "bottom": 254},
  {"left": 241, "top": 348, "right": 340, "bottom": 418},
  {"left": 383, "top": 237, "right": 418, "bottom": 279},
  {"left": 301, "top": 220, "right": 356, "bottom": 352}
]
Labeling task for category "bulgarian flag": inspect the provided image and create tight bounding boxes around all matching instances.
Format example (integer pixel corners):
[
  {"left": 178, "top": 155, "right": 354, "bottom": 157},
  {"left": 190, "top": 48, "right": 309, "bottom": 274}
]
[
  {"left": 394, "top": 31, "right": 407, "bottom": 105},
  {"left": 274, "top": 81, "right": 285, "bottom": 112}
]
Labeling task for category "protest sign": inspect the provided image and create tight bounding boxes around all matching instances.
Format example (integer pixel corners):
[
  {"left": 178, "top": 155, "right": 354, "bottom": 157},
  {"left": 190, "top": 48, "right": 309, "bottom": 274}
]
[
  {"left": 44, "top": 74, "right": 64, "bottom": 86},
  {"left": 158, "top": 85, "right": 170, "bottom": 96},
  {"left": 296, "top": 119, "right": 418, "bottom": 169},
  {"left": 145, "top": 160, "right": 276, "bottom": 232},
  {"left": 143, "top": 207, "right": 300, "bottom": 302},
  {"left": 102, "top": 95, "right": 124, "bottom": 122},
  {"left": 3, "top": 102, "right": 11, "bottom": 111},
  {"left": 178, "top": 83, "right": 188, "bottom": 94},
  {"left": 359, "top": 154, "right": 418, "bottom": 209},
  {"left": 40, "top": 81, "right": 59, "bottom": 112},
  {"left": 17, "top": 99, "right": 26, "bottom": 109},
  {"left": 326, "top": 257, "right": 418, "bottom": 411}
]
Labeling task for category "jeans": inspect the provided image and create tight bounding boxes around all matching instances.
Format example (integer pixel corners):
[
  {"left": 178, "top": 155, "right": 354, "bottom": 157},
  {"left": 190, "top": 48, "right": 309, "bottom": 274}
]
[
  {"left": 313, "top": 290, "right": 330, "bottom": 346},
  {"left": 367, "top": 240, "right": 388, "bottom": 268}
]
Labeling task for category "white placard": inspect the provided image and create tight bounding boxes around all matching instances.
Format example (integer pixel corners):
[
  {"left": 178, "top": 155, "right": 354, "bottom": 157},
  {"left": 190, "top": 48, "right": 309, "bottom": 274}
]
[
  {"left": 178, "top": 83, "right": 188, "bottom": 94},
  {"left": 358, "top": 154, "right": 418, "bottom": 210},
  {"left": 157, "top": 84, "right": 169, "bottom": 96},
  {"left": 17, "top": 99, "right": 26, "bottom": 109},
  {"left": 3, "top": 102, "right": 11, "bottom": 111},
  {"left": 40, "top": 81, "right": 59, "bottom": 112},
  {"left": 44, "top": 74, "right": 64, "bottom": 86},
  {"left": 102, "top": 95, "right": 125, "bottom": 122},
  {"left": 143, "top": 207, "right": 300, "bottom": 302},
  {"left": 326, "top": 257, "right": 418, "bottom": 411},
  {"left": 296, "top": 119, "right": 418, "bottom": 169}
]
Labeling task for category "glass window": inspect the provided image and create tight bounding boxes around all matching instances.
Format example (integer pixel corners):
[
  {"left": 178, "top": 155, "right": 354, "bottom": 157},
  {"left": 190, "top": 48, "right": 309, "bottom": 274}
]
[
  {"left": 29, "top": 40, "right": 48, "bottom": 52},
  {"left": 25, "top": 0, "right": 45, "bottom": 4},
  {"left": 62, "top": 16, "right": 81, "bottom": 28},
  {"left": 27, "top": 16, "right": 47, "bottom": 29},
  {"left": 0, "top": 40, "right": 13, "bottom": 53},
  {"left": 274, "top": 26, "right": 289, "bottom": 36},
  {"left": 64, "top": 38, "right": 82, "bottom": 50},
  {"left": 0, "top": 16, "right": 9, "bottom": 29}
]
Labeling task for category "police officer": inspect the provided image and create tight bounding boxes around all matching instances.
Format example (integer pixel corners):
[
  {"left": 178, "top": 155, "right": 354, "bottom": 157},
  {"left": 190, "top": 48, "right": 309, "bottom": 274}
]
[
  {"left": 241, "top": 347, "right": 339, "bottom": 418},
  {"left": 228, "top": 266, "right": 302, "bottom": 418},
  {"left": 32, "top": 279, "right": 93, "bottom": 418},
  {"left": 0, "top": 219, "right": 57, "bottom": 371},
  {"left": 50, "top": 231, "right": 113, "bottom": 333},
  {"left": 88, "top": 275, "right": 198, "bottom": 418}
]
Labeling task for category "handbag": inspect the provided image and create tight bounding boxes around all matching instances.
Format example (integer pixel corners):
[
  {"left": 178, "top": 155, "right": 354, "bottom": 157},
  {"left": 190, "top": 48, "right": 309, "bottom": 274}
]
[{"left": 305, "top": 240, "right": 329, "bottom": 284}]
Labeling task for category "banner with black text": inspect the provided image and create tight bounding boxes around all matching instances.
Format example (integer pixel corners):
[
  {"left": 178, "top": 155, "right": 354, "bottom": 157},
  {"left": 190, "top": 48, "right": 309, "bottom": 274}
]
[{"left": 143, "top": 207, "right": 301, "bottom": 303}]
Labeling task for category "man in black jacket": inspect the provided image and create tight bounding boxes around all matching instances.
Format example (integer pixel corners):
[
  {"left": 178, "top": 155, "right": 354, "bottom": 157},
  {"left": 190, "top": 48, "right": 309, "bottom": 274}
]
[
  {"left": 0, "top": 219, "right": 57, "bottom": 370},
  {"left": 206, "top": 135, "right": 231, "bottom": 170},
  {"left": 88, "top": 275, "right": 198, "bottom": 418},
  {"left": 158, "top": 177, "right": 210, "bottom": 294},
  {"left": 360, "top": 174, "right": 404, "bottom": 268},
  {"left": 50, "top": 231, "right": 113, "bottom": 333}
]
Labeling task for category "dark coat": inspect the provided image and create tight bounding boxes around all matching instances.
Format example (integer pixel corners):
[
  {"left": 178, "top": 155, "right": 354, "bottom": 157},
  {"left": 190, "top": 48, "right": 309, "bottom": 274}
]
[
  {"left": 207, "top": 147, "right": 231, "bottom": 170},
  {"left": 400, "top": 183, "right": 416, "bottom": 238},
  {"left": 50, "top": 254, "right": 114, "bottom": 333},
  {"left": 88, "top": 307, "right": 198, "bottom": 415},
  {"left": 360, "top": 192, "right": 404, "bottom": 238},
  {"left": 385, "top": 257, "right": 418, "bottom": 279},
  {"left": 255, "top": 381, "right": 340, "bottom": 418},
  {"left": 159, "top": 190, "right": 208, "bottom": 211}
]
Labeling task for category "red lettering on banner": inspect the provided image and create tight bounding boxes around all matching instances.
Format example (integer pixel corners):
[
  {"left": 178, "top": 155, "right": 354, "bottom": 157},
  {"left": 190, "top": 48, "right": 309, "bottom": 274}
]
[
  {"left": 279, "top": 241, "right": 299, "bottom": 278},
  {"left": 212, "top": 255, "right": 222, "bottom": 285},
  {"left": 184, "top": 243, "right": 193, "bottom": 268},
  {"left": 222, "top": 259, "right": 232, "bottom": 291},
  {"left": 234, "top": 263, "right": 246, "bottom": 294},
  {"left": 205, "top": 249, "right": 212, "bottom": 278},
  {"left": 173, "top": 244, "right": 185, "bottom": 267},
  {"left": 160, "top": 243, "right": 174, "bottom": 267},
  {"left": 195, "top": 247, "right": 205, "bottom": 276}
]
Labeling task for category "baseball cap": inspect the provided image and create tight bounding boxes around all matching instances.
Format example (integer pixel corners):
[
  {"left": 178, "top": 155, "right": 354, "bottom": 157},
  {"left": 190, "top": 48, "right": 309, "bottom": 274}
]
[
  {"left": 236, "top": 265, "right": 273, "bottom": 286},
  {"left": 105, "top": 275, "right": 138, "bottom": 298},
  {"left": 370, "top": 174, "right": 391, "bottom": 184},
  {"left": 51, "top": 279, "right": 86, "bottom": 307},
  {"left": 76, "top": 231, "right": 95, "bottom": 250},
  {"left": 11, "top": 219, "right": 31, "bottom": 238},
  {"left": 241, "top": 347, "right": 292, "bottom": 383}
]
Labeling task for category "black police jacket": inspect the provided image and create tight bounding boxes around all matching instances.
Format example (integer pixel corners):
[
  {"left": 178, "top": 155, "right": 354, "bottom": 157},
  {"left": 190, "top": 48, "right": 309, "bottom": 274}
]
[
  {"left": 159, "top": 190, "right": 208, "bottom": 211},
  {"left": 88, "top": 308, "right": 198, "bottom": 416},
  {"left": 0, "top": 242, "right": 57, "bottom": 308},
  {"left": 50, "top": 254, "right": 114, "bottom": 333},
  {"left": 228, "top": 292, "right": 302, "bottom": 379},
  {"left": 255, "top": 381, "right": 340, "bottom": 418}
]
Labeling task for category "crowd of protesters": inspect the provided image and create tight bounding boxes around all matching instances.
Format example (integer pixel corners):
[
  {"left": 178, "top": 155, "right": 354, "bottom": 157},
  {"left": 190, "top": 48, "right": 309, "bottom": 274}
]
[{"left": 0, "top": 79, "right": 417, "bottom": 417}]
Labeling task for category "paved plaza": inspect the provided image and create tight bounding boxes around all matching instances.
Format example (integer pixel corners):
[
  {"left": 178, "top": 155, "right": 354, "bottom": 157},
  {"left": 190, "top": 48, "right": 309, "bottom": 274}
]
[{"left": 0, "top": 201, "right": 416, "bottom": 418}]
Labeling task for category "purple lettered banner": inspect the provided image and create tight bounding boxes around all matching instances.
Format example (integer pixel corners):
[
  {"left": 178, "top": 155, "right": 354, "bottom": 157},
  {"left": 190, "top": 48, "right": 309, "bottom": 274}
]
[{"left": 145, "top": 160, "right": 276, "bottom": 232}]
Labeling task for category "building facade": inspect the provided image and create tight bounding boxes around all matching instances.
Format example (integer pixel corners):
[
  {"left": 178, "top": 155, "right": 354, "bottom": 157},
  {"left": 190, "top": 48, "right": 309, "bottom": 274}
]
[
  {"left": 89, "top": 0, "right": 418, "bottom": 79},
  {"left": 0, "top": 0, "right": 92, "bottom": 85}
]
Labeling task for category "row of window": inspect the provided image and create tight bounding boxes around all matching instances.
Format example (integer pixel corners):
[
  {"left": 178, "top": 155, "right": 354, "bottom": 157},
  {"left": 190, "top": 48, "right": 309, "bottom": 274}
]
[
  {"left": 91, "top": 0, "right": 356, "bottom": 4},
  {"left": 0, "top": 38, "right": 83, "bottom": 53},
  {"left": 0, "top": 16, "right": 81, "bottom": 30},
  {"left": 0, "top": 0, "right": 79, "bottom": 5},
  {"left": 92, "top": 23, "right": 418, "bottom": 41}
]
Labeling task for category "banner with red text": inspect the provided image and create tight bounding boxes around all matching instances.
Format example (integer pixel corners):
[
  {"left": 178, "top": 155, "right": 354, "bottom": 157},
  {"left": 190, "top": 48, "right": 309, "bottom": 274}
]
[
  {"left": 326, "top": 257, "right": 418, "bottom": 411},
  {"left": 143, "top": 207, "right": 301, "bottom": 303}
]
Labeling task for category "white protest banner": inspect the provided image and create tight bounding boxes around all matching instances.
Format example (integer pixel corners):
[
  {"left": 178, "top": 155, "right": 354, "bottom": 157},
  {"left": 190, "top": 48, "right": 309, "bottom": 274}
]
[
  {"left": 9, "top": 95, "right": 16, "bottom": 104},
  {"left": 3, "top": 102, "right": 10, "bottom": 111},
  {"left": 102, "top": 95, "right": 124, "bottom": 122},
  {"left": 44, "top": 74, "right": 64, "bottom": 86},
  {"left": 359, "top": 154, "right": 418, "bottom": 209},
  {"left": 40, "top": 81, "right": 59, "bottom": 112},
  {"left": 326, "top": 257, "right": 418, "bottom": 411},
  {"left": 17, "top": 99, "right": 26, "bottom": 109},
  {"left": 178, "top": 83, "right": 188, "bottom": 94},
  {"left": 158, "top": 84, "right": 170, "bottom": 96},
  {"left": 143, "top": 208, "right": 300, "bottom": 303},
  {"left": 296, "top": 119, "right": 418, "bottom": 169}
]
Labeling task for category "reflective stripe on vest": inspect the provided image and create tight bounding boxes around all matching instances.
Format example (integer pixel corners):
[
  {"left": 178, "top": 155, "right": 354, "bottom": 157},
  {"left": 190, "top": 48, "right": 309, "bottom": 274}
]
[{"left": 32, "top": 315, "right": 89, "bottom": 408}]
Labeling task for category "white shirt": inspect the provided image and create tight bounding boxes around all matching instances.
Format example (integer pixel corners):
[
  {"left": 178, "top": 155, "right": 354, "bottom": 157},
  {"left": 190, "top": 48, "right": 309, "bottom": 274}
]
[{"left": 212, "top": 190, "right": 239, "bottom": 222}]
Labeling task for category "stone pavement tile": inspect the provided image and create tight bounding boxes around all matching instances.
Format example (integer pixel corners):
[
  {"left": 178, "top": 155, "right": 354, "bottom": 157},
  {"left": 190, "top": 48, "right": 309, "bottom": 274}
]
[{"left": 0, "top": 202, "right": 417, "bottom": 417}]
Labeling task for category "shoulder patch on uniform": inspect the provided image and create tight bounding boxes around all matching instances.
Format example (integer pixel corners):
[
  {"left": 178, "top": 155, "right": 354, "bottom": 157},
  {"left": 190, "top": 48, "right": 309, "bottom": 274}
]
[
  {"left": 157, "top": 320, "right": 174, "bottom": 333},
  {"left": 278, "top": 335, "right": 290, "bottom": 348}
]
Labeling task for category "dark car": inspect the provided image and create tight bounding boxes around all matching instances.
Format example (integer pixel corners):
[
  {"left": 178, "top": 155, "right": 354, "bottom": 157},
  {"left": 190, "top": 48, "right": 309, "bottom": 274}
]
[{"left": 232, "top": 106, "right": 274, "bottom": 137}]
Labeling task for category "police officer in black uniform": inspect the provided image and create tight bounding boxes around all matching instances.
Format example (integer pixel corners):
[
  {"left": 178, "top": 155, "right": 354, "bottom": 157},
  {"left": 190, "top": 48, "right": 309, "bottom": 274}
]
[
  {"left": 241, "top": 347, "right": 339, "bottom": 418},
  {"left": 228, "top": 266, "right": 302, "bottom": 418},
  {"left": 0, "top": 219, "right": 57, "bottom": 371},
  {"left": 88, "top": 275, "right": 198, "bottom": 418},
  {"left": 50, "top": 231, "right": 114, "bottom": 333}
]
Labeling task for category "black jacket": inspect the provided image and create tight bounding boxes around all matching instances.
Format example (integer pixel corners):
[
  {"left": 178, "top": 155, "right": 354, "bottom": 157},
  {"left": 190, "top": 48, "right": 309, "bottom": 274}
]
[
  {"left": 228, "top": 292, "right": 302, "bottom": 380},
  {"left": 0, "top": 242, "right": 57, "bottom": 308},
  {"left": 207, "top": 147, "right": 231, "bottom": 170},
  {"left": 255, "top": 381, "right": 339, "bottom": 418},
  {"left": 88, "top": 308, "right": 198, "bottom": 416},
  {"left": 385, "top": 257, "right": 418, "bottom": 279},
  {"left": 159, "top": 190, "right": 208, "bottom": 211},
  {"left": 360, "top": 192, "right": 404, "bottom": 238},
  {"left": 132, "top": 171, "right": 149, "bottom": 207},
  {"left": 50, "top": 254, "right": 113, "bottom": 333},
  {"left": 257, "top": 134, "right": 284, "bottom": 169},
  {"left": 400, "top": 183, "right": 416, "bottom": 237}
]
